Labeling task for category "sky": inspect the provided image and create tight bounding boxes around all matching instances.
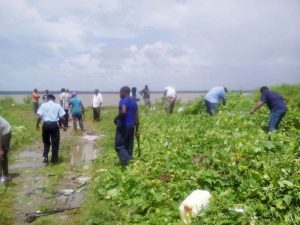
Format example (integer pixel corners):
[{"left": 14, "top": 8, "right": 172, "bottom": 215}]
[{"left": 0, "top": 0, "right": 299, "bottom": 91}]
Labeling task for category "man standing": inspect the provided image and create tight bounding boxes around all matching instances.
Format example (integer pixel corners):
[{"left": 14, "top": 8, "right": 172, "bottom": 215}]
[
  {"left": 42, "top": 89, "right": 49, "bottom": 103},
  {"left": 204, "top": 86, "right": 228, "bottom": 115},
  {"left": 59, "top": 88, "right": 70, "bottom": 127},
  {"left": 0, "top": 116, "right": 11, "bottom": 182},
  {"left": 36, "top": 94, "right": 65, "bottom": 164},
  {"left": 114, "top": 86, "right": 139, "bottom": 166},
  {"left": 139, "top": 85, "right": 151, "bottom": 108},
  {"left": 250, "top": 86, "right": 287, "bottom": 132},
  {"left": 69, "top": 92, "right": 84, "bottom": 131},
  {"left": 164, "top": 86, "right": 176, "bottom": 113},
  {"left": 32, "top": 88, "right": 40, "bottom": 115},
  {"left": 92, "top": 89, "right": 103, "bottom": 122}
]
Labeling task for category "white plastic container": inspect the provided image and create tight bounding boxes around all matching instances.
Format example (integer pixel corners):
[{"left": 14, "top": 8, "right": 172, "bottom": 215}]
[{"left": 179, "top": 190, "right": 211, "bottom": 224}]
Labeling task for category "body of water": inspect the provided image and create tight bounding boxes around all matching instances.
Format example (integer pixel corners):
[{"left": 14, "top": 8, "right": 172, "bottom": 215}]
[{"left": 0, "top": 92, "right": 203, "bottom": 107}]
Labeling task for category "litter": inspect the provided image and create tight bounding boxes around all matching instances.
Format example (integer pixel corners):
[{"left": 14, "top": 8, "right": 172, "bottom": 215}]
[{"left": 179, "top": 190, "right": 211, "bottom": 225}]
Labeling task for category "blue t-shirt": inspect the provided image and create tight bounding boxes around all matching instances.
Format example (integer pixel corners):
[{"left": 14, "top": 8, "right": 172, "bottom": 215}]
[
  {"left": 118, "top": 97, "right": 138, "bottom": 126},
  {"left": 69, "top": 97, "right": 83, "bottom": 116},
  {"left": 204, "top": 87, "right": 226, "bottom": 103},
  {"left": 260, "top": 91, "right": 286, "bottom": 112}
]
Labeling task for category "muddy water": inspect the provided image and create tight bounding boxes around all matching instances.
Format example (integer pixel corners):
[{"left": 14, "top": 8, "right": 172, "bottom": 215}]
[
  {"left": 10, "top": 150, "right": 43, "bottom": 170},
  {"left": 70, "top": 135, "right": 99, "bottom": 167},
  {"left": 11, "top": 132, "right": 99, "bottom": 224}
]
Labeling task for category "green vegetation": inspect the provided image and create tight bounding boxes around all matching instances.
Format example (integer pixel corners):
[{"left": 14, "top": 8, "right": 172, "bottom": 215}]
[
  {"left": 0, "top": 98, "right": 40, "bottom": 225},
  {"left": 82, "top": 84, "right": 300, "bottom": 224},
  {"left": 0, "top": 84, "right": 299, "bottom": 225}
]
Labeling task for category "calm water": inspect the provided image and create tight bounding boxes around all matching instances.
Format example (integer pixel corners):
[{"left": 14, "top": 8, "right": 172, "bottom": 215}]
[{"left": 0, "top": 92, "right": 203, "bottom": 107}]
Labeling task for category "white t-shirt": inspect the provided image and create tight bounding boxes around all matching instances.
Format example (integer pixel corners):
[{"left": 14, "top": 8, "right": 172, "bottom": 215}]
[
  {"left": 0, "top": 116, "right": 11, "bottom": 135},
  {"left": 59, "top": 92, "right": 71, "bottom": 110},
  {"left": 164, "top": 87, "right": 176, "bottom": 98},
  {"left": 92, "top": 93, "right": 103, "bottom": 108}
]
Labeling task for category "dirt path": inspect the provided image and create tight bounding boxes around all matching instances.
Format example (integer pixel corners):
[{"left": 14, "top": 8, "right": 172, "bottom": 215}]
[{"left": 10, "top": 124, "right": 100, "bottom": 225}]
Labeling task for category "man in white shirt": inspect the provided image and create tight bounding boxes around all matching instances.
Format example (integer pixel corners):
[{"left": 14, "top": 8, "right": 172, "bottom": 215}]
[
  {"left": 164, "top": 86, "right": 176, "bottom": 113},
  {"left": 59, "top": 88, "right": 71, "bottom": 127},
  {"left": 36, "top": 94, "right": 66, "bottom": 164},
  {"left": 92, "top": 89, "right": 103, "bottom": 122}
]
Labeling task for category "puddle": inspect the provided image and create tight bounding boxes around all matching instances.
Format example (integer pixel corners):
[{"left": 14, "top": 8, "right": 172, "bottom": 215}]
[
  {"left": 71, "top": 136, "right": 98, "bottom": 167},
  {"left": 11, "top": 150, "right": 44, "bottom": 170}
]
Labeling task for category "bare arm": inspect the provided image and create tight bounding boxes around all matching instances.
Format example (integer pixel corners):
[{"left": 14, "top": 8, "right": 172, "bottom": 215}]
[
  {"left": 250, "top": 101, "right": 264, "bottom": 114},
  {"left": 36, "top": 117, "right": 42, "bottom": 130},
  {"left": 114, "top": 105, "right": 126, "bottom": 125}
]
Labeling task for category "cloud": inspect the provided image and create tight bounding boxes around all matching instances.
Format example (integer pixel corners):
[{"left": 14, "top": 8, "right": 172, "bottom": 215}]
[{"left": 0, "top": 0, "right": 300, "bottom": 91}]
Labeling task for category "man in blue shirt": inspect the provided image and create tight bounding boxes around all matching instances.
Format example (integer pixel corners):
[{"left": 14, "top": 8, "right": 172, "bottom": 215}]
[
  {"left": 114, "top": 86, "right": 139, "bottom": 165},
  {"left": 36, "top": 94, "right": 66, "bottom": 164},
  {"left": 251, "top": 86, "right": 287, "bottom": 131},
  {"left": 204, "top": 86, "right": 228, "bottom": 115},
  {"left": 69, "top": 92, "right": 84, "bottom": 131}
]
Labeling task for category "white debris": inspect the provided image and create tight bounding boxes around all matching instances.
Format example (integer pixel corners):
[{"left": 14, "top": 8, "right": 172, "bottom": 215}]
[
  {"left": 178, "top": 107, "right": 184, "bottom": 113},
  {"left": 179, "top": 190, "right": 211, "bottom": 225},
  {"left": 77, "top": 176, "right": 90, "bottom": 183},
  {"left": 61, "top": 189, "right": 74, "bottom": 195},
  {"left": 81, "top": 135, "right": 98, "bottom": 141}
]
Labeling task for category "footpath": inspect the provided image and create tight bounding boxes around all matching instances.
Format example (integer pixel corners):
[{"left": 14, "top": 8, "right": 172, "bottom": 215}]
[{"left": 10, "top": 125, "right": 100, "bottom": 225}]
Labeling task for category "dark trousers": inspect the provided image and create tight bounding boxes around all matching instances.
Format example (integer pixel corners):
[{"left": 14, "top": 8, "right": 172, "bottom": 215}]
[
  {"left": 1, "top": 132, "right": 11, "bottom": 176},
  {"left": 59, "top": 109, "right": 69, "bottom": 127},
  {"left": 72, "top": 113, "right": 84, "bottom": 131},
  {"left": 115, "top": 125, "right": 135, "bottom": 165},
  {"left": 93, "top": 107, "right": 100, "bottom": 121},
  {"left": 42, "top": 122, "right": 60, "bottom": 163},
  {"left": 269, "top": 110, "right": 286, "bottom": 131},
  {"left": 205, "top": 100, "right": 217, "bottom": 115}
]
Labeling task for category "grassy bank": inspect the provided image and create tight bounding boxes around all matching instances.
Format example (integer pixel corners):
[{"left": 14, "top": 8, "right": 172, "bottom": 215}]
[
  {"left": 0, "top": 98, "right": 40, "bottom": 225},
  {"left": 82, "top": 84, "right": 300, "bottom": 225}
]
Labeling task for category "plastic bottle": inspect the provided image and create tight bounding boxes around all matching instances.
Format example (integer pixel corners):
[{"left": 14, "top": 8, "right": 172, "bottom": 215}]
[{"left": 179, "top": 190, "right": 211, "bottom": 224}]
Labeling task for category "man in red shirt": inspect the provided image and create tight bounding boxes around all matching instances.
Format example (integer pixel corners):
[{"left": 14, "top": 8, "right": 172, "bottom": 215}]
[{"left": 32, "top": 88, "right": 40, "bottom": 115}]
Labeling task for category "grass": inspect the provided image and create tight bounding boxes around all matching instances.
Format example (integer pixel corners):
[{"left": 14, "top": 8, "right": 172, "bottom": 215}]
[{"left": 0, "top": 98, "right": 86, "bottom": 225}]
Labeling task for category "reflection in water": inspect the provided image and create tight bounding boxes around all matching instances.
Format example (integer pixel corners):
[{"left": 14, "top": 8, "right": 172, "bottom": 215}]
[{"left": 70, "top": 139, "right": 98, "bottom": 167}]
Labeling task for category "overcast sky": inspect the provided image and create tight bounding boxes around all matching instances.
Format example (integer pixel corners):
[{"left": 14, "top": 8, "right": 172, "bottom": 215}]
[{"left": 0, "top": 0, "right": 299, "bottom": 91}]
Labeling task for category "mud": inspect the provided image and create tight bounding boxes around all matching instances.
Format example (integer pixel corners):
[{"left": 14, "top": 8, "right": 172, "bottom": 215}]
[{"left": 10, "top": 128, "right": 99, "bottom": 224}]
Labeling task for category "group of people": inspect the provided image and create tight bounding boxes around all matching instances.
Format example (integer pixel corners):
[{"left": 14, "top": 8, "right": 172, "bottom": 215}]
[
  {"left": 131, "top": 85, "right": 178, "bottom": 114},
  {"left": 0, "top": 84, "right": 287, "bottom": 182},
  {"left": 203, "top": 86, "right": 287, "bottom": 132},
  {"left": 113, "top": 85, "right": 287, "bottom": 166},
  {"left": 32, "top": 88, "right": 103, "bottom": 164}
]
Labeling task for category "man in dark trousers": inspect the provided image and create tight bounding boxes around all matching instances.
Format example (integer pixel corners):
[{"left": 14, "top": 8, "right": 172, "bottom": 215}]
[
  {"left": 139, "top": 85, "right": 151, "bottom": 108},
  {"left": 114, "top": 86, "right": 139, "bottom": 166},
  {"left": 0, "top": 116, "right": 12, "bottom": 183},
  {"left": 36, "top": 94, "right": 66, "bottom": 164},
  {"left": 251, "top": 86, "right": 287, "bottom": 131}
]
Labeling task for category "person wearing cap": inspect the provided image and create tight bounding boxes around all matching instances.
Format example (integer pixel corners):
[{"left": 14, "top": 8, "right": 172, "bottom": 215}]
[
  {"left": 36, "top": 94, "right": 66, "bottom": 164},
  {"left": 164, "top": 86, "right": 176, "bottom": 113},
  {"left": 114, "top": 86, "right": 139, "bottom": 166},
  {"left": 32, "top": 88, "right": 40, "bottom": 115},
  {"left": 204, "top": 86, "right": 228, "bottom": 115},
  {"left": 69, "top": 92, "right": 84, "bottom": 131},
  {"left": 42, "top": 89, "right": 49, "bottom": 103},
  {"left": 92, "top": 89, "right": 103, "bottom": 122},
  {"left": 0, "top": 116, "right": 12, "bottom": 182},
  {"left": 250, "top": 86, "right": 287, "bottom": 131}
]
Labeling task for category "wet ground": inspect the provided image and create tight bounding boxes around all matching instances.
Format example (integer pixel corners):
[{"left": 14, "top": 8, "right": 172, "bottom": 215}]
[{"left": 10, "top": 126, "right": 100, "bottom": 224}]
